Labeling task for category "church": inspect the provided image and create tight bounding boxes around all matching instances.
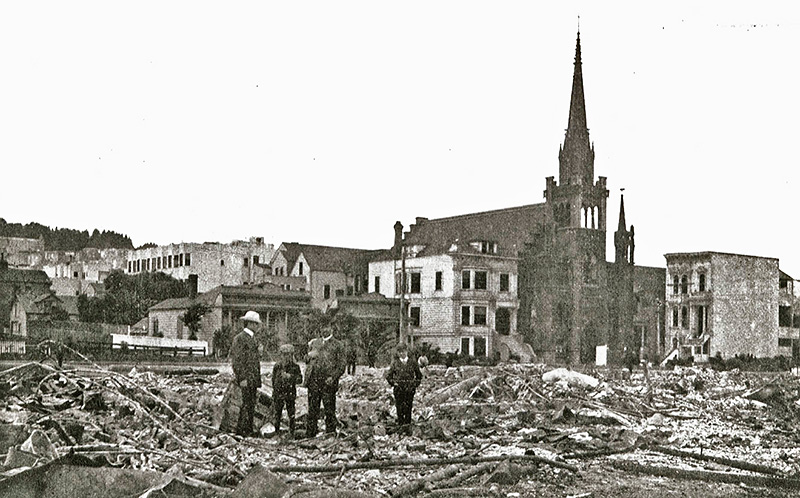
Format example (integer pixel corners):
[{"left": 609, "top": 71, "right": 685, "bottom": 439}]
[{"left": 368, "top": 32, "right": 666, "bottom": 366}]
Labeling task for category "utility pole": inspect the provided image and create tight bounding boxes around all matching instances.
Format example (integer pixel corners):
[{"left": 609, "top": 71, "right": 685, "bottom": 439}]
[{"left": 399, "top": 243, "right": 406, "bottom": 343}]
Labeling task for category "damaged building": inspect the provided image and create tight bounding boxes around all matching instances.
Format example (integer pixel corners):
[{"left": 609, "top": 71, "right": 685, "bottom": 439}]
[
  {"left": 663, "top": 251, "right": 799, "bottom": 362},
  {"left": 369, "top": 32, "right": 666, "bottom": 365}
]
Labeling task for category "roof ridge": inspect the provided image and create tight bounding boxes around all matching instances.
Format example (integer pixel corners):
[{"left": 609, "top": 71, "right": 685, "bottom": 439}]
[{"left": 420, "top": 203, "right": 545, "bottom": 224}]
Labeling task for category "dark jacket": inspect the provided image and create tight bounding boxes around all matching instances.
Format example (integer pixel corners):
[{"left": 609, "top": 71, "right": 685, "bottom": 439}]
[
  {"left": 230, "top": 330, "right": 261, "bottom": 388},
  {"left": 308, "top": 336, "right": 346, "bottom": 384},
  {"left": 272, "top": 360, "right": 302, "bottom": 397},
  {"left": 385, "top": 357, "right": 422, "bottom": 391}
]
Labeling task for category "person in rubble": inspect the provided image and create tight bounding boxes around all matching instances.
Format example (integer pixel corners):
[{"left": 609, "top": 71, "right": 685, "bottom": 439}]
[
  {"left": 305, "top": 326, "right": 346, "bottom": 436},
  {"left": 230, "top": 311, "right": 262, "bottom": 437},
  {"left": 385, "top": 342, "right": 423, "bottom": 436},
  {"left": 345, "top": 340, "right": 358, "bottom": 376},
  {"left": 272, "top": 343, "right": 303, "bottom": 438}
]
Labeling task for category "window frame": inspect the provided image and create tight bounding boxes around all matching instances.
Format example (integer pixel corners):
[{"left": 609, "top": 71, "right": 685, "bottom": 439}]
[
  {"left": 474, "top": 271, "right": 488, "bottom": 290},
  {"left": 500, "top": 273, "right": 510, "bottom": 292}
]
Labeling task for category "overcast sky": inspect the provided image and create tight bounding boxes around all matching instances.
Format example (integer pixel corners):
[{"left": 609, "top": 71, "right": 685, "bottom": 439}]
[{"left": 1, "top": 2, "right": 798, "bottom": 274}]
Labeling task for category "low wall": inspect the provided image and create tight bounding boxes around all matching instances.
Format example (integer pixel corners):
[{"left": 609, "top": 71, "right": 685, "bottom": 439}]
[{"left": 111, "top": 334, "right": 208, "bottom": 356}]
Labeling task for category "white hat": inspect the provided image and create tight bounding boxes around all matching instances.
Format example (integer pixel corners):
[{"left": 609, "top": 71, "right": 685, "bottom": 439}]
[{"left": 240, "top": 310, "right": 261, "bottom": 324}]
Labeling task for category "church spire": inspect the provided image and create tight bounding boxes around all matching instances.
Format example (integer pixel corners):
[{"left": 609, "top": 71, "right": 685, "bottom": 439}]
[
  {"left": 614, "top": 193, "right": 634, "bottom": 264},
  {"left": 559, "top": 31, "right": 595, "bottom": 186}
]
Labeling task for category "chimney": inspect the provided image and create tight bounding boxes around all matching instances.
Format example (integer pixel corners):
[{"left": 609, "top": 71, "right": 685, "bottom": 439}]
[
  {"left": 393, "top": 221, "right": 403, "bottom": 253},
  {"left": 188, "top": 274, "right": 198, "bottom": 299}
]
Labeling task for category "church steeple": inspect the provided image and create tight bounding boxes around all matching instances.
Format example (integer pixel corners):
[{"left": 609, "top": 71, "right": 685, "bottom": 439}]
[
  {"left": 617, "top": 193, "right": 627, "bottom": 232},
  {"left": 559, "top": 31, "right": 595, "bottom": 186},
  {"left": 614, "top": 193, "right": 634, "bottom": 264}
]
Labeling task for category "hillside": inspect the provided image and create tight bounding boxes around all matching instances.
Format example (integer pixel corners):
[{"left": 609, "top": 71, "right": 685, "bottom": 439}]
[{"left": 0, "top": 218, "right": 134, "bottom": 251}]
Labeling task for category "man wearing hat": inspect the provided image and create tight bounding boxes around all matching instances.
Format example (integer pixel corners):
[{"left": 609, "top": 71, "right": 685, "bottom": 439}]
[
  {"left": 305, "top": 326, "right": 346, "bottom": 436},
  {"left": 230, "top": 310, "right": 262, "bottom": 437},
  {"left": 272, "top": 343, "right": 302, "bottom": 437}
]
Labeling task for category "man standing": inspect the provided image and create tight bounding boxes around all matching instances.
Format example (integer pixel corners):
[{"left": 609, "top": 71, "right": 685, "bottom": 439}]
[
  {"left": 230, "top": 310, "right": 262, "bottom": 437},
  {"left": 305, "top": 327, "right": 345, "bottom": 436}
]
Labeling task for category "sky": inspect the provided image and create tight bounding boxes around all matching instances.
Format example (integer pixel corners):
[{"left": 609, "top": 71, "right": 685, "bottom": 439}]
[{"left": 1, "top": 2, "right": 799, "bottom": 274}]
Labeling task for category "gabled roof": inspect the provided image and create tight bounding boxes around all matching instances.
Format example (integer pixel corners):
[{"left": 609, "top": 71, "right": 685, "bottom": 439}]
[
  {"left": 149, "top": 296, "right": 203, "bottom": 311},
  {"left": 279, "top": 243, "right": 374, "bottom": 273},
  {"left": 148, "top": 283, "right": 311, "bottom": 312},
  {"left": 374, "top": 204, "right": 548, "bottom": 261},
  {"left": 277, "top": 243, "right": 304, "bottom": 269}
]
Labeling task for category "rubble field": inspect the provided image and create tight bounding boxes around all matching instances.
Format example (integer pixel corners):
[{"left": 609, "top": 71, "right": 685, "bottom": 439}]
[{"left": 1, "top": 357, "right": 800, "bottom": 497}]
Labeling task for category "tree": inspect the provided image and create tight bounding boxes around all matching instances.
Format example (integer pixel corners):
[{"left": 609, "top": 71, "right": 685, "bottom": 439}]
[
  {"left": 213, "top": 325, "right": 233, "bottom": 358},
  {"left": 358, "top": 318, "right": 396, "bottom": 367},
  {"left": 49, "top": 304, "right": 70, "bottom": 322},
  {"left": 183, "top": 303, "right": 210, "bottom": 340},
  {"left": 78, "top": 271, "right": 188, "bottom": 325}
]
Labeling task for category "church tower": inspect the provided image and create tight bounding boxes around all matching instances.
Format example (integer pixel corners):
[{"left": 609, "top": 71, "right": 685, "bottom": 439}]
[
  {"left": 545, "top": 31, "right": 608, "bottom": 235},
  {"left": 539, "top": 31, "right": 610, "bottom": 365}
]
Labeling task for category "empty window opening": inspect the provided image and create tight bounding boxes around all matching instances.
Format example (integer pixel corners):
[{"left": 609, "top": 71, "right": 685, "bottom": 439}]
[
  {"left": 461, "top": 306, "right": 471, "bottom": 326},
  {"left": 410, "top": 272, "right": 421, "bottom": 293},
  {"left": 500, "top": 273, "right": 510, "bottom": 292},
  {"left": 779, "top": 305, "right": 793, "bottom": 327},
  {"left": 474, "top": 271, "right": 487, "bottom": 290},
  {"left": 435, "top": 271, "right": 443, "bottom": 291},
  {"left": 409, "top": 306, "right": 420, "bottom": 327},
  {"left": 696, "top": 306, "right": 707, "bottom": 336},
  {"left": 474, "top": 306, "right": 487, "bottom": 325},
  {"left": 474, "top": 336, "right": 487, "bottom": 357},
  {"left": 496, "top": 307, "right": 511, "bottom": 335}
]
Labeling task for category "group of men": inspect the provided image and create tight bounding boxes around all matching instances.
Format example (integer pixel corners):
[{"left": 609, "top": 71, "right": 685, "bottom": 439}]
[{"left": 229, "top": 310, "right": 347, "bottom": 438}]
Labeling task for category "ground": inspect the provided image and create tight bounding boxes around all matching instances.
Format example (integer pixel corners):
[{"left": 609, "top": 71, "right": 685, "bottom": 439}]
[{"left": 1, "top": 360, "right": 799, "bottom": 497}]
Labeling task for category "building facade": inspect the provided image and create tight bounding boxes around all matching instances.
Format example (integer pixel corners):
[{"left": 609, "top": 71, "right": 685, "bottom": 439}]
[
  {"left": 0, "top": 236, "right": 45, "bottom": 268},
  {"left": 147, "top": 283, "right": 311, "bottom": 355},
  {"left": 269, "top": 243, "right": 374, "bottom": 310},
  {"left": 368, "top": 33, "right": 664, "bottom": 365},
  {"left": 127, "top": 237, "right": 274, "bottom": 293},
  {"left": 43, "top": 248, "right": 129, "bottom": 296},
  {"left": 664, "top": 251, "right": 798, "bottom": 361},
  {"left": 369, "top": 226, "right": 527, "bottom": 358}
]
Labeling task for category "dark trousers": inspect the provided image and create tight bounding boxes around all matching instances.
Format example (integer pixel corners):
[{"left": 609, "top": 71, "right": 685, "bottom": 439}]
[
  {"left": 307, "top": 381, "right": 338, "bottom": 435},
  {"left": 394, "top": 387, "right": 416, "bottom": 426},
  {"left": 346, "top": 360, "right": 356, "bottom": 375},
  {"left": 236, "top": 384, "right": 257, "bottom": 436},
  {"left": 273, "top": 393, "right": 296, "bottom": 433}
]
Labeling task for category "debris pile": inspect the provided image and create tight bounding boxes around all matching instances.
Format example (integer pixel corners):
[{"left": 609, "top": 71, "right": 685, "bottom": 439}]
[{"left": 1, "top": 359, "right": 800, "bottom": 496}]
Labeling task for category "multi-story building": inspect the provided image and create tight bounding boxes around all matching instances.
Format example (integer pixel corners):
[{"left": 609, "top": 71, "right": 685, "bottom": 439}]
[
  {"left": 369, "top": 220, "right": 528, "bottom": 359},
  {"left": 368, "top": 32, "right": 665, "bottom": 365},
  {"left": 664, "top": 251, "right": 798, "bottom": 362},
  {"left": 269, "top": 243, "right": 374, "bottom": 310},
  {"left": 0, "top": 236, "right": 45, "bottom": 268},
  {"left": 43, "top": 248, "right": 129, "bottom": 296},
  {"left": 126, "top": 237, "right": 274, "bottom": 293}
]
